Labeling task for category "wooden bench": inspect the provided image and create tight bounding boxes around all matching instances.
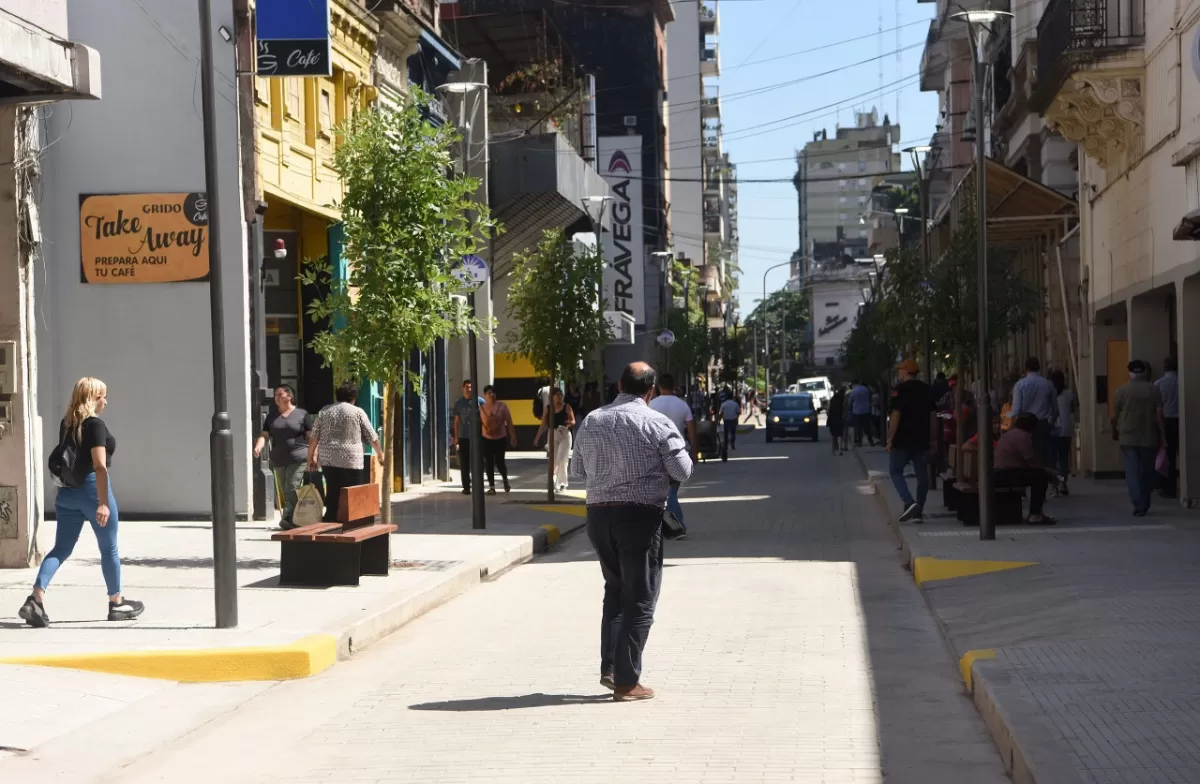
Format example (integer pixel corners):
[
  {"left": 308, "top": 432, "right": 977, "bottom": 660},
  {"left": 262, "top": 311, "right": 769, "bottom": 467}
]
[{"left": 273, "top": 483, "right": 396, "bottom": 586}]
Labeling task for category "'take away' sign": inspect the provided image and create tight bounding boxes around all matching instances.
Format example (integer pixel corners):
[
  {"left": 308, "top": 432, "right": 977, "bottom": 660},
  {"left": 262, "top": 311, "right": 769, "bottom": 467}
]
[{"left": 256, "top": 0, "right": 331, "bottom": 78}]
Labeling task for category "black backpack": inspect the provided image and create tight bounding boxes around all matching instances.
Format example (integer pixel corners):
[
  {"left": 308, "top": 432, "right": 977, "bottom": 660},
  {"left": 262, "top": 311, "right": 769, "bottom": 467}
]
[
  {"left": 533, "top": 390, "right": 545, "bottom": 420},
  {"left": 48, "top": 424, "right": 87, "bottom": 488}
]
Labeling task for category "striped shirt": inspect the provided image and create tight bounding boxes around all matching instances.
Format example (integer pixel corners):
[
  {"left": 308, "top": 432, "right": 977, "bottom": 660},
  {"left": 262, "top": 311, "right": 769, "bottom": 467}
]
[{"left": 570, "top": 393, "right": 694, "bottom": 507}]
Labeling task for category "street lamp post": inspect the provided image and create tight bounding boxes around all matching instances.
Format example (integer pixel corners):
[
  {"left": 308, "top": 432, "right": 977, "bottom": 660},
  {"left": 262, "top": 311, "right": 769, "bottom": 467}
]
[
  {"left": 904, "top": 144, "right": 935, "bottom": 385},
  {"left": 197, "top": 0, "right": 238, "bottom": 628},
  {"left": 438, "top": 80, "right": 488, "bottom": 528},
  {"left": 953, "top": 7, "right": 1012, "bottom": 542},
  {"left": 760, "top": 259, "right": 793, "bottom": 406}
]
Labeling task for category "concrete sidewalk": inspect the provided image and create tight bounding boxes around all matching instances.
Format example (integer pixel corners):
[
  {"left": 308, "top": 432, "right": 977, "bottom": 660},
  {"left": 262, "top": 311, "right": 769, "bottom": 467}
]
[
  {"left": 0, "top": 452, "right": 587, "bottom": 755},
  {"left": 857, "top": 445, "right": 1200, "bottom": 784}
]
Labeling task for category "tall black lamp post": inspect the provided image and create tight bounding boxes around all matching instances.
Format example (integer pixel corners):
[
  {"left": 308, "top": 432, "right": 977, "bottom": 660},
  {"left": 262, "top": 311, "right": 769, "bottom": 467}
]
[
  {"left": 437, "top": 80, "right": 488, "bottom": 528},
  {"left": 952, "top": 6, "right": 1012, "bottom": 542},
  {"left": 197, "top": 0, "right": 237, "bottom": 628},
  {"left": 903, "top": 144, "right": 935, "bottom": 384}
]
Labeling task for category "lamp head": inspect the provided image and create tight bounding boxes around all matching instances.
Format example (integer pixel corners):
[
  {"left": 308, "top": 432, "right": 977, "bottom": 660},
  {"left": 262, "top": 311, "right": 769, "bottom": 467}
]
[
  {"left": 436, "top": 81, "right": 488, "bottom": 95},
  {"left": 893, "top": 207, "right": 910, "bottom": 215}
]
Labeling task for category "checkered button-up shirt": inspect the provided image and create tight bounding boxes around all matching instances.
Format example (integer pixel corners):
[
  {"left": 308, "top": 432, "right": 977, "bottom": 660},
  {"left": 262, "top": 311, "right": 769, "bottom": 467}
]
[{"left": 570, "top": 393, "right": 694, "bottom": 507}]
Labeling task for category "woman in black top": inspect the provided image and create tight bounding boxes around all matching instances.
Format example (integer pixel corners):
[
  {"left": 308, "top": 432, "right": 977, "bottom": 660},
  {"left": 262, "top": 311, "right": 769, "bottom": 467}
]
[
  {"left": 827, "top": 387, "right": 847, "bottom": 455},
  {"left": 19, "top": 377, "right": 144, "bottom": 628}
]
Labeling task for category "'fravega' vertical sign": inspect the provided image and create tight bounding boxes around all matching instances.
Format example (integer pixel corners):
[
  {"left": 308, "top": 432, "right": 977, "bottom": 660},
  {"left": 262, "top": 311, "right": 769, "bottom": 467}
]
[
  {"left": 598, "top": 136, "right": 645, "bottom": 326},
  {"left": 256, "top": 0, "right": 331, "bottom": 78}
]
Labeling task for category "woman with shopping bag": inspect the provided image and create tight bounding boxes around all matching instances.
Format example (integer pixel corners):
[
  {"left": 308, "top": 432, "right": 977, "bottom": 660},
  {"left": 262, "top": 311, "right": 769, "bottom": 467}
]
[{"left": 308, "top": 381, "right": 384, "bottom": 523}]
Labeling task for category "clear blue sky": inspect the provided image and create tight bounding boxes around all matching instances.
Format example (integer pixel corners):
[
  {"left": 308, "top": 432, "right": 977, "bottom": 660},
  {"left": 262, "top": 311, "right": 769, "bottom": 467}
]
[{"left": 712, "top": 0, "right": 938, "bottom": 314}]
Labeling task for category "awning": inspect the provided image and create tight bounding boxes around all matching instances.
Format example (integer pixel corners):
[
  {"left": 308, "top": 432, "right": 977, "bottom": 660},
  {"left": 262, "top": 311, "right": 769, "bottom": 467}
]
[
  {"left": 0, "top": 11, "right": 100, "bottom": 103},
  {"left": 933, "top": 158, "right": 1078, "bottom": 246},
  {"left": 489, "top": 133, "right": 611, "bottom": 279}
]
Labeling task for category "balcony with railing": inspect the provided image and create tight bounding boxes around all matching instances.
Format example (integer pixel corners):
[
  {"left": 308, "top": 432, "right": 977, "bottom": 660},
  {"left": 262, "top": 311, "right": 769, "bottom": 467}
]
[
  {"left": 699, "top": 0, "right": 717, "bottom": 33},
  {"left": 1032, "top": 0, "right": 1145, "bottom": 171},
  {"left": 703, "top": 124, "right": 722, "bottom": 158},
  {"left": 701, "top": 85, "right": 720, "bottom": 119},
  {"left": 701, "top": 43, "right": 720, "bottom": 76},
  {"left": 1033, "top": 0, "right": 1144, "bottom": 111}
]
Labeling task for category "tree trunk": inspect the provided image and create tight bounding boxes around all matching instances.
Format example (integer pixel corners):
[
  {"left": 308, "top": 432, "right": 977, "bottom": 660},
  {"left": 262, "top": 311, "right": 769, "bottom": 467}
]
[
  {"left": 547, "top": 376, "right": 556, "bottom": 503},
  {"left": 380, "top": 381, "right": 396, "bottom": 525}
]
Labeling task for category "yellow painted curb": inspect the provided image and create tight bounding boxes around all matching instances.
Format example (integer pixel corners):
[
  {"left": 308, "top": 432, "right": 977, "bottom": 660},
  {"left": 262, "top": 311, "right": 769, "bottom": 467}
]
[
  {"left": 539, "top": 524, "right": 561, "bottom": 547},
  {"left": 0, "top": 633, "right": 338, "bottom": 683},
  {"left": 959, "top": 649, "right": 996, "bottom": 692},
  {"left": 912, "top": 556, "right": 1037, "bottom": 586},
  {"left": 530, "top": 504, "right": 588, "bottom": 518}
]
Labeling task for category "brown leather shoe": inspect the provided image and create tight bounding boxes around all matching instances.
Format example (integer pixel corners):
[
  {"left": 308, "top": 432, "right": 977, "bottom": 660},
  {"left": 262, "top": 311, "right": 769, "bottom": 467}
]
[{"left": 613, "top": 684, "right": 655, "bottom": 702}]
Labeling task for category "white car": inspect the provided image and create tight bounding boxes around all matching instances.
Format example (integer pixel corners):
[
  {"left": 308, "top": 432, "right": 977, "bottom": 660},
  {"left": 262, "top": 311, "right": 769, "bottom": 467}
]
[{"left": 791, "top": 377, "right": 833, "bottom": 410}]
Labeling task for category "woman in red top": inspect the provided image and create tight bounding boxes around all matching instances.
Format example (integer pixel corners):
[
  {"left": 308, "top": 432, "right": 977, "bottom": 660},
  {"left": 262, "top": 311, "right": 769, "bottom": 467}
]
[{"left": 480, "top": 385, "right": 517, "bottom": 494}]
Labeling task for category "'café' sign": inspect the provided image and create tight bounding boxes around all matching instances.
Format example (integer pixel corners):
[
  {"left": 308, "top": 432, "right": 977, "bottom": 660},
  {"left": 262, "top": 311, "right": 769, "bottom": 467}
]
[
  {"left": 79, "top": 193, "right": 210, "bottom": 284},
  {"left": 256, "top": 0, "right": 332, "bottom": 78}
]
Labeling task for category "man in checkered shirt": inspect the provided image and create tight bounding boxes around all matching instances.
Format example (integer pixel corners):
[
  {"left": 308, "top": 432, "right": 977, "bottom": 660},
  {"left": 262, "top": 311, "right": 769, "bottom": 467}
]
[{"left": 570, "top": 362, "right": 694, "bottom": 702}]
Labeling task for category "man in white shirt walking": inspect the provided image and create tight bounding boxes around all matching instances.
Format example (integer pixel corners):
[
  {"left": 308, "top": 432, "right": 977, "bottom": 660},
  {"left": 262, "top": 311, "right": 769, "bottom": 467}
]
[
  {"left": 649, "top": 373, "right": 695, "bottom": 536},
  {"left": 719, "top": 394, "right": 741, "bottom": 450}
]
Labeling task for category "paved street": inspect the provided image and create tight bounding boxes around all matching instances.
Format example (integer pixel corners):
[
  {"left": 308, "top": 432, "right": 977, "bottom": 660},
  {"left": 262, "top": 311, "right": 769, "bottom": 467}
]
[{"left": 53, "top": 429, "right": 1008, "bottom": 784}]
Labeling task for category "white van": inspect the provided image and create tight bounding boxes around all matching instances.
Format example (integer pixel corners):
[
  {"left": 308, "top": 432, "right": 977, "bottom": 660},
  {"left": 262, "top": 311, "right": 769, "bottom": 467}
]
[{"left": 790, "top": 377, "right": 834, "bottom": 410}]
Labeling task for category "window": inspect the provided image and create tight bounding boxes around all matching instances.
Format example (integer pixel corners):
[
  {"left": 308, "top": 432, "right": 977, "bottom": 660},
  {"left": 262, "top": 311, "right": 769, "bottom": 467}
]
[
  {"left": 859, "top": 229, "right": 868, "bottom": 238},
  {"left": 839, "top": 196, "right": 848, "bottom": 204},
  {"left": 858, "top": 178, "right": 869, "bottom": 187},
  {"left": 858, "top": 161, "right": 867, "bottom": 172},
  {"left": 825, "top": 302, "right": 839, "bottom": 307},
  {"left": 286, "top": 78, "right": 302, "bottom": 118},
  {"left": 1187, "top": 158, "right": 1200, "bottom": 212},
  {"left": 837, "top": 162, "right": 846, "bottom": 172},
  {"left": 319, "top": 89, "right": 332, "bottom": 136},
  {"left": 839, "top": 179, "right": 847, "bottom": 187},
  {"left": 858, "top": 196, "right": 867, "bottom": 206}
]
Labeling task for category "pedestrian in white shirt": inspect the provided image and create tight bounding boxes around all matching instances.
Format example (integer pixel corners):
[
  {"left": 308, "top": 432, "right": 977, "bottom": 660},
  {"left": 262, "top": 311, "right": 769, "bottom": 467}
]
[
  {"left": 719, "top": 395, "right": 741, "bottom": 450},
  {"left": 649, "top": 373, "right": 695, "bottom": 535}
]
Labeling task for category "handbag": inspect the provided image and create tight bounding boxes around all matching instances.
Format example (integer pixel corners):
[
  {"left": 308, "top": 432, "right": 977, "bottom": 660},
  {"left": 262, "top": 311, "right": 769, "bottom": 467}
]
[
  {"left": 293, "top": 471, "right": 325, "bottom": 527},
  {"left": 1155, "top": 446, "right": 1168, "bottom": 475},
  {"left": 662, "top": 508, "right": 686, "bottom": 539}
]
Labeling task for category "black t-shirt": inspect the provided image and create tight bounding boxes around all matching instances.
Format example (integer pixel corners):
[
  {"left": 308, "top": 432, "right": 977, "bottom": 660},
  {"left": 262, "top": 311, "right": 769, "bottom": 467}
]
[
  {"left": 264, "top": 407, "right": 313, "bottom": 466},
  {"left": 890, "top": 380, "right": 934, "bottom": 450},
  {"left": 60, "top": 416, "right": 116, "bottom": 476}
]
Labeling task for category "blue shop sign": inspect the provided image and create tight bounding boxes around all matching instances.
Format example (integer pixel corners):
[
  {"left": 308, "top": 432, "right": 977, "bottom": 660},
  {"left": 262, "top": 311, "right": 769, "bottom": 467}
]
[{"left": 257, "top": 0, "right": 331, "bottom": 77}]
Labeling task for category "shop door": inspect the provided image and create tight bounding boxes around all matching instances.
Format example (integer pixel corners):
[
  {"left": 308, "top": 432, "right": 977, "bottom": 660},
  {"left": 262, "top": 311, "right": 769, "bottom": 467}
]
[{"left": 262, "top": 231, "right": 301, "bottom": 395}]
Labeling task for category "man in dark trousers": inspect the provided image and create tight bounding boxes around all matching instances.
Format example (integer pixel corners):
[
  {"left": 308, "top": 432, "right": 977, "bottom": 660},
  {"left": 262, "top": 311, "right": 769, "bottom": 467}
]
[
  {"left": 887, "top": 359, "right": 936, "bottom": 523},
  {"left": 1113, "top": 359, "right": 1165, "bottom": 516},
  {"left": 571, "top": 362, "right": 694, "bottom": 702}
]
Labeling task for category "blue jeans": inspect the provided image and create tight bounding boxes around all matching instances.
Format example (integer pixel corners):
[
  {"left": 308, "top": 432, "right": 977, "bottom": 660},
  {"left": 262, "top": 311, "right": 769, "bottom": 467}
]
[
  {"left": 889, "top": 448, "right": 929, "bottom": 509},
  {"left": 666, "top": 481, "right": 685, "bottom": 526},
  {"left": 1121, "top": 445, "right": 1158, "bottom": 513},
  {"left": 37, "top": 473, "right": 120, "bottom": 596}
]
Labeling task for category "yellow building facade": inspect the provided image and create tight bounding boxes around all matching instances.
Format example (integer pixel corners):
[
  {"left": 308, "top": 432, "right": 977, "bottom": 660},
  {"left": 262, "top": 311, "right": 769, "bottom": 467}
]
[{"left": 252, "top": 1, "right": 377, "bottom": 413}]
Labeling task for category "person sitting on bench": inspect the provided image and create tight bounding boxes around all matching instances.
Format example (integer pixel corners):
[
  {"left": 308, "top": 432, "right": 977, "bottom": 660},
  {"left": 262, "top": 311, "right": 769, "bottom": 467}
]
[{"left": 991, "top": 412, "right": 1056, "bottom": 525}]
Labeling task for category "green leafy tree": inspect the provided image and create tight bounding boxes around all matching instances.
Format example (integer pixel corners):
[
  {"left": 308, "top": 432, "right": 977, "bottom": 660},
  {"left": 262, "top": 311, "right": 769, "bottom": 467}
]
[
  {"left": 302, "top": 90, "right": 495, "bottom": 523},
  {"left": 743, "top": 289, "right": 809, "bottom": 389},
  {"left": 506, "top": 228, "right": 609, "bottom": 501}
]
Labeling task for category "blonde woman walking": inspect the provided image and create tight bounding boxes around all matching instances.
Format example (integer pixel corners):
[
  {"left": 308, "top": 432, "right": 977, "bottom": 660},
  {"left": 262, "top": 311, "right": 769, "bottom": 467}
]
[{"left": 19, "top": 378, "right": 143, "bottom": 627}]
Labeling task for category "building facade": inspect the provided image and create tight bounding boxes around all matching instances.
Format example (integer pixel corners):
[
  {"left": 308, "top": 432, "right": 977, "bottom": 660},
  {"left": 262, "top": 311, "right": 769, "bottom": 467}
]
[
  {"left": 35, "top": 0, "right": 249, "bottom": 521},
  {"left": 0, "top": 1, "right": 101, "bottom": 566}
]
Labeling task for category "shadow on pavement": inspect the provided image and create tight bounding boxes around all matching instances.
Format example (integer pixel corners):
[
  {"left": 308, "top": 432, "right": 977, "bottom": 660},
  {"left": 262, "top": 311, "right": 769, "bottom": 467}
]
[{"left": 409, "top": 693, "right": 611, "bottom": 711}]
